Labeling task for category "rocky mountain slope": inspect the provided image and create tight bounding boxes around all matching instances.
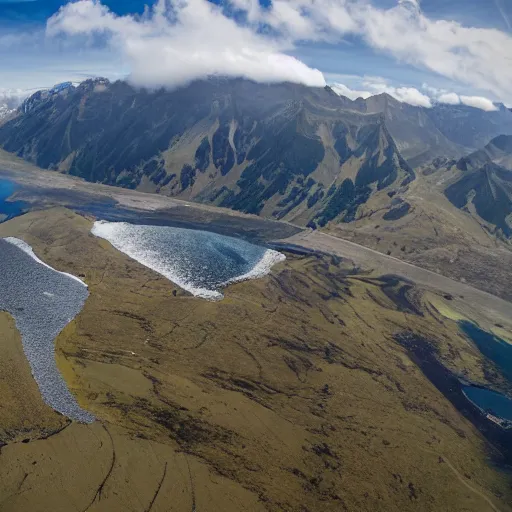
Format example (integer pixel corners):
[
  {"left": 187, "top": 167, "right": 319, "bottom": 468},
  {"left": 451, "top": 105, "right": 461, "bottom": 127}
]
[
  {"left": 457, "top": 134, "right": 512, "bottom": 171},
  {"left": 320, "top": 135, "right": 512, "bottom": 301},
  {"left": 357, "top": 94, "right": 512, "bottom": 166},
  {"left": 2, "top": 78, "right": 512, "bottom": 229},
  {"left": 445, "top": 165, "right": 512, "bottom": 238},
  {"left": 322, "top": 130, "right": 512, "bottom": 245},
  {"left": 0, "top": 79, "right": 512, "bottom": 226},
  {"left": 0, "top": 78, "right": 416, "bottom": 226},
  {"left": 423, "top": 135, "right": 512, "bottom": 239}
]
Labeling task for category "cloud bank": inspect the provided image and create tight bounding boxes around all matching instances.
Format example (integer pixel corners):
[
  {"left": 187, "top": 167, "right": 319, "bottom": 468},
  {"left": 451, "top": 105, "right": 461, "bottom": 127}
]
[
  {"left": 46, "top": 0, "right": 512, "bottom": 106},
  {"left": 331, "top": 79, "right": 498, "bottom": 111},
  {"left": 46, "top": 0, "right": 326, "bottom": 88},
  {"left": 330, "top": 83, "right": 372, "bottom": 101},
  {"left": 458, "top": 96, "right": 498, "bottom": 112},
  {"left": 0, "top": 88, "right": 28, "bottom": 109},
  {"left": 422, "top": 85, "right": 498, "bottom": 111},
  {"left": 331, "top": 81, "right": 432, "bottom": 107}
]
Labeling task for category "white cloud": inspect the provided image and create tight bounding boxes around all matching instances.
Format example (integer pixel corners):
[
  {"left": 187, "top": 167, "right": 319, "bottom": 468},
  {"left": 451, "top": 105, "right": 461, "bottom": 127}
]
[
  {"left": 437, "top": 92, "right": 461, "bottom": 105},
  {"left": 238, "top": 0, "right": 512, "bottom": 103},
  {"left": 47, "top": 0, "right": 326, "bottom": 89},
  {"left": 459, "top": 95, "right": 498, "bottom": 112},
  {"left": 243, "top": 0, "right": 512, "bottom": 104},
  {"left": 0, "top": 88, "right": 29, "bottom": 109},
  {"left": 354, "top": 2, "right": 512, "bottom": 104},
  {"left": 382, "top": 86, "right": 432, "bottom": 108},
  {"left": 361, "top": 79, "right": 432, "bottom": 107},
  {"left": 44, "top": 0, "right": 512, "bottom": 105},
  {"left": 0, "top": 31, "right": 41, "bottom": 48},
  {"left": 421, "top": 85, "right": 497, "bottom": 110},
  {"left": 332, "top": 80, "right": 431, "bottom": 107},
  {"left": 330, "top": 83, "right": 371, "bottom": 100},
  {"left": 332, "top": 79, "right": 499, "bottom": 111}
]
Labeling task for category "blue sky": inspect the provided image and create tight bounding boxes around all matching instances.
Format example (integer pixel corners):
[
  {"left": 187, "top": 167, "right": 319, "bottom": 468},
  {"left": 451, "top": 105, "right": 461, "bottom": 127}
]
[{"left": 1, "top": 0, "right": 511, "bottom": 109}]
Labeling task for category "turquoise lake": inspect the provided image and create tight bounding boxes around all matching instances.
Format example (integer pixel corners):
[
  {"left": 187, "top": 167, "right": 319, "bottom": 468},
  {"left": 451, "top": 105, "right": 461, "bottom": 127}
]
[
  {"left": 0, "top": 178, "right": 26, "bottom": 221},
  {"left": 460, "top": 321, "right": 512, "bottom": 422},
  {"left": 462, "top": 386, "right": 512, "bottom": 421},
  {"left": 459, "top": 321, "right": 512, "bottom": 382}
]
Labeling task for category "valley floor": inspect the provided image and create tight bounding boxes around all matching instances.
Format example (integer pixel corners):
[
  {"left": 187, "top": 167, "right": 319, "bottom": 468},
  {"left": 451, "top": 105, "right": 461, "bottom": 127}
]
[{"left": 2, "top": 148, "right": 512, "bottom": 317}]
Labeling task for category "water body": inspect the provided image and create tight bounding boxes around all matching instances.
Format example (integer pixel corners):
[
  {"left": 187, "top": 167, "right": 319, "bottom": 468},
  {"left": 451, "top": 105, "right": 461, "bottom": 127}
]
[
  {"left": 0, "top": 179, "right": 27, "bottom": 221},
  {"left": 462, "top": 386, "right": 512, "bottom": 422},
  {"left": 458, "top": 321, "right": 512, "bottom": 424},
  {"left": 459, "top": 321, "right": 512, "bottom": 382},
  {"left": 0, "top": 175, "right": 300, "bottom": 242},
  {"left": 0, "top": 237, "right": 94, "bottom": 423},
  {"left": 92, "top": 221, "right": 286, "bottom": 300},
  {"left": 395, "top": 331, "right": 512, "bottom": 465}
]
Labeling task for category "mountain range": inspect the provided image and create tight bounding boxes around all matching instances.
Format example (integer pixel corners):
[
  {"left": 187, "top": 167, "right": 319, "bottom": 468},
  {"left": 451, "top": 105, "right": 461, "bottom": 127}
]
[
  {"left": 362, "top": 94, "right": 512, "bottom": 166},
  {"left": 457, "top": 134, "right": 512, "bottom": 172},
  {"left": 1, "top": 77, "right": 512, "bottom": 236},
  {"left": 445, "top": 135, "right": 512, "bottom": 237}
]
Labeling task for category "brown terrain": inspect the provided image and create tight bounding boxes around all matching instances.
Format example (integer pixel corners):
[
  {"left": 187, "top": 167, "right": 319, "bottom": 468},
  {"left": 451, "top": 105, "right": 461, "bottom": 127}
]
[
  {"left": 0, "top": 208, "right": 511, "bottom": 512},
  {"left": 3, "top": 146, "right": 512, "bottom": 305},
  {"left": 323, "top": 163, "right": 512, "bottom": 303}
]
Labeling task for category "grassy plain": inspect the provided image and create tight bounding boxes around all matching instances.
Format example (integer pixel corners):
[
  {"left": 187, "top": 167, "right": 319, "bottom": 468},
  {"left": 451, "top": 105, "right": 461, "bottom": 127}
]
[{"left": 0, "top": 208, "right": 510, "bottom": 512}]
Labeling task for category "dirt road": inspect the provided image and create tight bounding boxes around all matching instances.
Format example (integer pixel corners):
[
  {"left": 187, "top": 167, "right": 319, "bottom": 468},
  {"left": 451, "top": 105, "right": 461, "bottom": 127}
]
[{"left": 284, "top": 230, "right": 512, "bottom": 324}]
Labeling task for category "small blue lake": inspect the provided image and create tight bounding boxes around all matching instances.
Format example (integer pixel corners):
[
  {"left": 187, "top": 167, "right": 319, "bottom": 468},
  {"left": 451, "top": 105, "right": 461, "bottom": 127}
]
[
  {"left": 462, "top": 386, "right": 512, "bottom": 422},
  {"left": 459, "top": 321, "right": 512, "bottom": 382},
  {"left": 0, "top": 178, "right": 27, "bottom": 221},
  {"left": 459, "top": 321, "right": 512, "bottom": 423}
]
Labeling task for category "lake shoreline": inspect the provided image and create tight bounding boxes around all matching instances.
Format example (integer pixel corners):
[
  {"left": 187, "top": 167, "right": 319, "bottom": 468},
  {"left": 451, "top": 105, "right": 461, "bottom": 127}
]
[
  {"left": 395, "top": 331, "right": 512, "bottom": 468},
  {"left": 91, "top": 219, "right": 286, "bottom": 300}
]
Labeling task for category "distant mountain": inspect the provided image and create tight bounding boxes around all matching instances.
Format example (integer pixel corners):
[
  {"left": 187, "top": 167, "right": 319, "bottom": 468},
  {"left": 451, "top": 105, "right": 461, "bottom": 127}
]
[
  {"left": 361, "top": 93, "right": 463, "bottom": 165},
  {"left": 358, "top": 94, "right": 512, "bottom": 166},
  {"left": 0, "top": 78, "right": 414, "bottom": 226},
  {"left": 457, "top": 134, "right": 512, "bottom": 171},
  {"left": 440, "top": 135, "right": 512, "bottom": 237},
  {"left": 427, "top": 104, "right": 512, "bottom": 150},
  {"left": 445, "top": 162, "right": 512, "bottom": 237}
]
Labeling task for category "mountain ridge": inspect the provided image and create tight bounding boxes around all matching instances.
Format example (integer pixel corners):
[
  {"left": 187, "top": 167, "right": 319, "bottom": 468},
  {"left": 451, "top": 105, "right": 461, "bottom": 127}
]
[
  {"left": 457, "top": 134, "right": 512, "bottom": 171},
  {"left": 1, "top": 77, "right": 512, "bottom": 229},
  {"left": 0, "top": 78, "right": 414, "bottom": 226}
]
